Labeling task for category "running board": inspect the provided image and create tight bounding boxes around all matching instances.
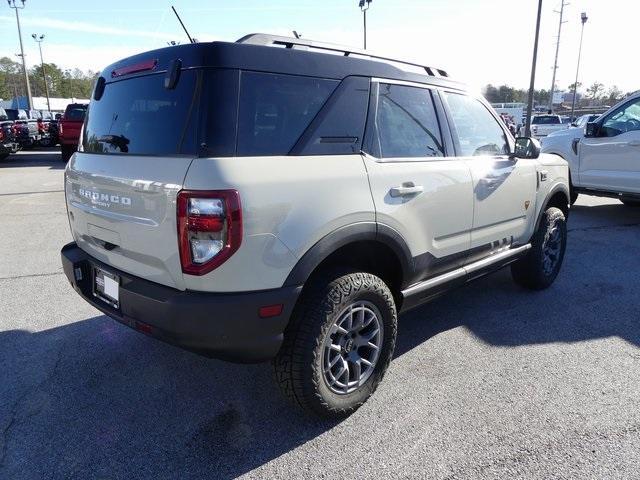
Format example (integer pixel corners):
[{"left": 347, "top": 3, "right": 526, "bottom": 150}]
[{"left": 401, "top": 244, "right": 531, "bottom": 298}]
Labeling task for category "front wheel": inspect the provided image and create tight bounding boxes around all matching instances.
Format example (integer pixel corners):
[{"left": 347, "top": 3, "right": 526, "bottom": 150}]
[
  {"left": 511, "top": 207, "right": 567, "bottom": 290},
  {"left": 273, "top": 271, "right": 397, "bottom": 418}
]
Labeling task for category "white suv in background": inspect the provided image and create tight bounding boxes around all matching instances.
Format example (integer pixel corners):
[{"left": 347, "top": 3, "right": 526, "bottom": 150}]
[
  {"left": 542, "top": 92, "right": 640, "bottom": 206},
  {"left": 61, "top": 34, "right": 570, "bottom": 417}
]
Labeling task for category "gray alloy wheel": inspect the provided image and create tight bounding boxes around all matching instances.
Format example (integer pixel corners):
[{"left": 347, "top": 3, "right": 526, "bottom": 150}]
[{"left": 321, "top": 301, "right": 383, "bottom": 395}]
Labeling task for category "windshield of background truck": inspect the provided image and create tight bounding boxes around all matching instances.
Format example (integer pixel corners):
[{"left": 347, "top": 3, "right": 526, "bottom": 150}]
[{"left": 532, "top": 116, "right": 560, "bottom": 125}]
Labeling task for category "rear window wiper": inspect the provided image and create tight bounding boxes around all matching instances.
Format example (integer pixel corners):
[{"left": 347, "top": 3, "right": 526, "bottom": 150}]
[{"left": 97, "top": 134, "right": 130, "bottom": 153}]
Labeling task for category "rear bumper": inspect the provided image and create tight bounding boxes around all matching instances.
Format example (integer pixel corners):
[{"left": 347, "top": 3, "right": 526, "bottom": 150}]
[{"left": 61, "top": 242, "right": 301, "bottom": 363}]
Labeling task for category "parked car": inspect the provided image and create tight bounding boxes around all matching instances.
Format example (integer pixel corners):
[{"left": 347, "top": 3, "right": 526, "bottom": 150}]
[
  {"left": 541, "top": 92, "right": 640, "bottom": 205},
  {"left": 61, "top": 34, "right": 570, "bottom": 417},
  {"left": 13, "top": 118, "right": 41, "bottom": 149},
  {"left": 59, "top": 103, "right": 88, "bottom": 161},
  {"left": 0, "top": 107, "right": 20, "bottom": 160},
  {"left": 526, "top": 114, "right": 568, "bottom": 139}
]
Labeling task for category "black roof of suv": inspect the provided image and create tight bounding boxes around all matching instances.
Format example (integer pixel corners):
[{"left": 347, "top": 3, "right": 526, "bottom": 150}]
[{"left": 100, "top": 34, "right": 464, "bottom": 92}]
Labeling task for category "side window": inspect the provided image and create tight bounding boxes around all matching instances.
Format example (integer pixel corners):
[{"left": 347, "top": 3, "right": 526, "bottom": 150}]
[
  {"left": 237, "top": 72, "right": 338, "bottom": 156},
  {"left": 443, "top": 92, "right": 510, "bottom": 157},
  {"left": 373, "top": 83, "right": 444, "bottom": 158},
  {"left": 601, "top": 98, "right": 640, "bottom": 137}
]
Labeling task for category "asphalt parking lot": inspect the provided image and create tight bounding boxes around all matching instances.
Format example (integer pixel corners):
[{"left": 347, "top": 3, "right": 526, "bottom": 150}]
[{"left": 1, "top": 149, "right": 639, "bottom": 479}]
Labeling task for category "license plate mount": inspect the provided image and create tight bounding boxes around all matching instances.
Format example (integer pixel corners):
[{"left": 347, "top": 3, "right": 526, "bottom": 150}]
[{"left": 93, "top": 266, "right": 120, "bottom": 309}]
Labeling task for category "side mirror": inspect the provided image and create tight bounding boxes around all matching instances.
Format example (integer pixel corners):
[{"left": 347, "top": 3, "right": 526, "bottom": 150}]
[
  {"left": 585, "top": 122, "right": 600, "bottom": 138},
  {"left": 513, "top": 137, "right": 541, "bottom": 159}
]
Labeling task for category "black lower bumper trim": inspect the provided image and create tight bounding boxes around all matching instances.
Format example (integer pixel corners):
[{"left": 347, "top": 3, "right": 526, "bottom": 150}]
[{"left": 61, "top": 242, "right": 301, "bottom": 363}]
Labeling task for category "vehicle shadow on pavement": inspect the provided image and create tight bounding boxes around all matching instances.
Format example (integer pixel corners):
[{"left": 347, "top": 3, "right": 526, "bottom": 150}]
[
  {"left": 396, "top": 202, "right": 640, "bottom": 355},
  {"left": 0, "top": 150, "right": 65, "bottom": 170},
  {"left": 0, "top": 317, "right": 339, "bottom": 479}
]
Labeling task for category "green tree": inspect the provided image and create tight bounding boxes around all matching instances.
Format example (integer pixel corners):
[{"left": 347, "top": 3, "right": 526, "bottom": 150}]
[
  {"left": 586, "top": 82, "right": 605, "bottom": 102},
  {"left": 0, "top": 56, "right": 24, "bottom": 100},
  {"left": 605, "top": 85, "right": 623, "bottom": 105}
]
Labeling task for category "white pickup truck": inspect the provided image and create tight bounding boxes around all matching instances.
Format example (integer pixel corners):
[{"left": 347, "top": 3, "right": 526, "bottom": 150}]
[
  {"left": 529, "top": 115, "right": 568, "bottom": 139},
  {"left": 541, "top": 92, "right": 640, "bottom": 206}
]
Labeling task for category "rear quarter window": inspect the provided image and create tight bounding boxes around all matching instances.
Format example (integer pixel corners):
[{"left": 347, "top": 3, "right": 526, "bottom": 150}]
[{"left": 236, "top": 72, "right": 338, "bottom": 156}]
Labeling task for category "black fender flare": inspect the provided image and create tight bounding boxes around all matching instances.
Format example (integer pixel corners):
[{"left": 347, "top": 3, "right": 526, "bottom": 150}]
[{"left": 283, "top": 222, "right": 413, "bottom": 287}]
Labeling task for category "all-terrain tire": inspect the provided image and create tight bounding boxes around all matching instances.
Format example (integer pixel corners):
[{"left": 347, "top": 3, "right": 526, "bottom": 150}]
[
  {"left": 273, "top": 271, "right": 397, "bottom": 418},
  {"left": 511, "top": 207, "right": 567, "bottom": 290}
]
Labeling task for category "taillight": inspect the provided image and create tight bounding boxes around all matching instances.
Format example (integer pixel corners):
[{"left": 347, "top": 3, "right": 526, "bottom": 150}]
[
  {"left": 177, "top": 190, "right": 242, "bottom": 275},
  {"left": 58, "top": 122, "right": 63, "bottom": 135}
]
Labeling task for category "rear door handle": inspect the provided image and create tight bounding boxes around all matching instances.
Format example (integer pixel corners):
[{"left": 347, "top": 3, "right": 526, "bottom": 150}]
[
  {"left": 626, "top": 140, "right": 640, "bottom": 147},
  {"left": 390, "top": 183, "right": 424, "bottom": 197}
]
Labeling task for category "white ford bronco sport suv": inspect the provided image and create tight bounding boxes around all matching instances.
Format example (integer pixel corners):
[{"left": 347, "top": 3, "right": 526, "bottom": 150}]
[
  {"left": 541, "top": 92, "right": 640, "bottom": 206},
  {"left": 61, "top": 34, "right": 570, "bottom": 417}
]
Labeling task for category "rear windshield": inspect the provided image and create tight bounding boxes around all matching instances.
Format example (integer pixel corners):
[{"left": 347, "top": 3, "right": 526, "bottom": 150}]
[
  {"left": 532, "top": 115, "right": 561, "bottom": 124},
  {"left": 64, "top": 106, "right": 86, "bottom": 121},
  {"left": 83, "top": 71, "right": 199, "bottom": 156},
  {"left": 81, "top": 68, "right": 338, "bottom": 157}
]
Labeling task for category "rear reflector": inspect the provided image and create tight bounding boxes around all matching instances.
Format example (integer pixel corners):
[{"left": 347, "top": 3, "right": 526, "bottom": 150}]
[
  {"left": 111, "top": 59, "right": 158, "bottom": 78},
  {"left": 259, "top": 304, "right": 284, "bottom": 318}
]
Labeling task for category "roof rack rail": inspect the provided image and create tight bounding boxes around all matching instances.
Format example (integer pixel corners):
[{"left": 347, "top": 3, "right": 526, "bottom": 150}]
[{"left": 236, "top": 33, "right": 449, "bottom": 78}]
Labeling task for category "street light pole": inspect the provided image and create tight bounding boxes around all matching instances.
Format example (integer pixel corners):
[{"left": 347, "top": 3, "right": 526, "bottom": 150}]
[
  {"left": 570, "top": 12, "right": 588, "bottom": 122},
  {"left": 548, "top": 0, "right": 568, "bottom": 113},
  {"left": 32, "top": 34, "right": 51, "bottom": 112},
  {"left": 359, "top": 0, "right": 372, "bottom": 50},
  {"left": 525, "top": 0, "right": 543, "bottom": 138},
  {"left": 8, "top": 0, "right": 33, "bottom": 111}
]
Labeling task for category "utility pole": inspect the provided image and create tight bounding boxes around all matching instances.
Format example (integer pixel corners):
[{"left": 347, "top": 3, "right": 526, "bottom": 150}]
[
  {"left": 8, "top": 0, "right": 33, "bottom": 111},
  {"left": 359, "top": 0, "right": 372, "bottom": 49},
  {"left": 525, "top": 0, "right": 543, "bottom": 137},
  {"left": 32, "top": 34, "right": 51, "bottom": 112},
  {"left": 548, "top": 0, "right": 568, "bottom": 112},
  {"left": 570, "top": 12, "right": 588, "bottom": 122}
]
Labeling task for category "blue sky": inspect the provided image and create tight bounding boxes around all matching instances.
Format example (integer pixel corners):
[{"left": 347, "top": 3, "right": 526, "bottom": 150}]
[{"left": 0, "top": 0, "right": 636, "bottom": 94}]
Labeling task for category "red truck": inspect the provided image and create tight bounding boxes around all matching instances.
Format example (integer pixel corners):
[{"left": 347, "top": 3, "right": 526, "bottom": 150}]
[{"left": 59, "top": 103, "right": 88, "bottom": 161}]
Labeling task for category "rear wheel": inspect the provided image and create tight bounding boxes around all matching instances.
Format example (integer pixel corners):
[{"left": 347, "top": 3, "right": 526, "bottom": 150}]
[
  {"left": 511, "top": 207, "right": 567, "bottom": 290},
  {"left": 273, "top": 271, "right": 397, "bottom": 418}
]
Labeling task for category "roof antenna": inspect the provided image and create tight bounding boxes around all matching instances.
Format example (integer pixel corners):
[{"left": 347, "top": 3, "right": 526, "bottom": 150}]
[
  {"left": 292, "top": 31, "right": 301, "bottom": 39},
  {"left": 171, "top": 6, "right": 195, "bottom": 44}
]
